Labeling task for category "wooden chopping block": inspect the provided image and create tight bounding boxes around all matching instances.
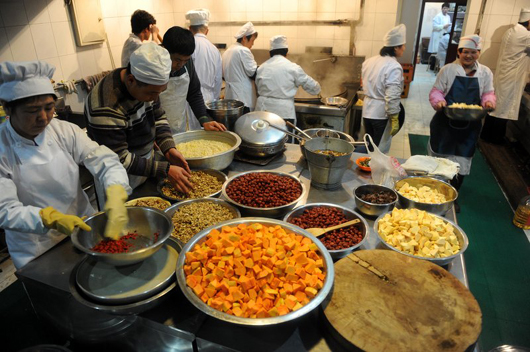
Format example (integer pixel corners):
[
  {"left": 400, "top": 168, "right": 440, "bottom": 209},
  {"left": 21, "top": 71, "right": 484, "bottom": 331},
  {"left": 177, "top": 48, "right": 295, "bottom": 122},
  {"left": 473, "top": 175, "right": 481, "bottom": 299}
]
[{"left": 323, "top": 250, "right": 481, "bottom": 352}]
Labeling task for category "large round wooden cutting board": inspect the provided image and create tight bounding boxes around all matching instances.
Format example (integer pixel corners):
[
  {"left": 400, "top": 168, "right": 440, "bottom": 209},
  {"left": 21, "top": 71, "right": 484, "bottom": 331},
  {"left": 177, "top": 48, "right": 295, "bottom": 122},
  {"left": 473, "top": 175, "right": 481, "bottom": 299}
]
[{"left": 323, "top": 250, "right": 482, "bottom": 352}]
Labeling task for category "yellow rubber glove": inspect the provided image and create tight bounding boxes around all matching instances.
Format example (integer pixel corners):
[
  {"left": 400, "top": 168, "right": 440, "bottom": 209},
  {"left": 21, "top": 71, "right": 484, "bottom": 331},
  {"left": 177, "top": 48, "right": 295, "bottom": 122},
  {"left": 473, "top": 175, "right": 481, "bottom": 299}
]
[
  {"left": 389, "top": 114, "right": 400, "bottom": 136},
  {"left": 40, "top": 207, "right": 91, "bottom": 235},
  {"left": 104, "top": 184, "right": 129, "bottom": 240}
]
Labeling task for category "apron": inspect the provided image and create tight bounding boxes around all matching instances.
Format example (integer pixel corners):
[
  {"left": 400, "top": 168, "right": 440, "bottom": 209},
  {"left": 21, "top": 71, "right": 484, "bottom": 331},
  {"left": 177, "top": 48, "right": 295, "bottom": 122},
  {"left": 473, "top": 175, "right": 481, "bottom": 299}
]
[
  {"left": 7, "top": 137, "right": 93, "bottom": 269},
  {"left": 429, "top": 75, "right": 482, "bottom": 175},
  {"left": 159, "top": 67, "right": 201, "bottom": 134}
]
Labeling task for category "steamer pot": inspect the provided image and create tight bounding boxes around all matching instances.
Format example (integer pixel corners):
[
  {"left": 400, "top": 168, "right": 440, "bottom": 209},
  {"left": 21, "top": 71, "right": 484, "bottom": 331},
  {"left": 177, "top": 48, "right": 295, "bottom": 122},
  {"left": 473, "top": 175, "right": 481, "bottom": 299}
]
[{"left": 235, "top": 111, "right": 288, "bottom": 157}]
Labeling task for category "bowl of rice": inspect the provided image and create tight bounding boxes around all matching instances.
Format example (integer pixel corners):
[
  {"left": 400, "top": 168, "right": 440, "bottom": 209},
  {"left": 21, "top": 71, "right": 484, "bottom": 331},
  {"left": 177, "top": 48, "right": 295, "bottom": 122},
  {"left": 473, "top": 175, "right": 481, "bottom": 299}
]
[{"left": 173, "top": 130, "right": 241, "bottom": 170}]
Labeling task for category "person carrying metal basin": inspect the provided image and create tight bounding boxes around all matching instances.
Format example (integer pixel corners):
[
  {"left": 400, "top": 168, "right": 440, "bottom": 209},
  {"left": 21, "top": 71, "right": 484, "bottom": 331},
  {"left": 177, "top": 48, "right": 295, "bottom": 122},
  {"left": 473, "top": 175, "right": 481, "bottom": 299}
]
[
  {"left": 85, "top": 42, "right": 193, "bottom": 195},
  {"left": 359, "top": 24, "right": 406, "bottom": 154},
  {"left": 222, "top": 22, "right": 259, "bottom": 113},
  {"left": 0, "top": 61, "right": 131, "bottom": 269},
  {"left": 160, "top": 26, "right": 226, "bottom": 134},
  {"left": 255, "top": 35, "right": 321, "bottom": 131},
  {"left": 428, "top": 35, "right": 496, "bottom": 212}
]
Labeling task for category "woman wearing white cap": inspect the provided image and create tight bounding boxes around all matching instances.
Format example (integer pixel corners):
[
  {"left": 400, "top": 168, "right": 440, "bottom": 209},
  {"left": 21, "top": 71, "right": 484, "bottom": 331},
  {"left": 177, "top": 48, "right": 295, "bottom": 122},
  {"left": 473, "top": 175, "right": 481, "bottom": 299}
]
[
  {"left": 360, "top": 24, "right": 406, "bottom": 154},
  {"left": 429, "top": 35, "right": 496, "bottom": 211},
  {"left": 482, "top": 9, "right": 530, "bottom": 144},
  {"left": 222, "top": 22, "right": 259, "bottom": 112},
  {"left": 255, "top": 35, "right": 321, "bottom": 128},
  {"left": 0, "top": 61, "right": 131, "bottom": 269}
]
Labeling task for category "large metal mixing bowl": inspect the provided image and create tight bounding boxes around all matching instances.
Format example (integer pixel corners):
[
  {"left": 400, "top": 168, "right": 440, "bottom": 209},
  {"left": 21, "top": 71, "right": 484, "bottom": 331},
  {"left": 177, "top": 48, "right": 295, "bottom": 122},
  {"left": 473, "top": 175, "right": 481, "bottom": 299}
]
[
  {"left": 283, "top": 203, "right": 369, "bottom": 260},
  {"left": 206, "top": 99, "right": 245, "bottom": 131},
  {"left": 221, "top": 170, "right": 306, "bottom": 218},
  {"left": 374, "top": 211, "right": 469, "bottom": 266},
  {"left": 157, "top": 169, "right": 227, "bottom": 202},
  {"left": 175, "top": 217, "right": 334, "bottom": 325},
  {"left": 354, "top": 184, "right": 398, "bottom": 217},
  {"left": 71, "top": 207, "right": 173, "bottom": 266},
  {"left": 394, "top": 176, "right": 457, "bottom": 215},
  {"left": 172, "top": 130, "right": 241, "bottom": 170},
  {"left": 444, "top": 106, "right": 487, "bottom": 122}
]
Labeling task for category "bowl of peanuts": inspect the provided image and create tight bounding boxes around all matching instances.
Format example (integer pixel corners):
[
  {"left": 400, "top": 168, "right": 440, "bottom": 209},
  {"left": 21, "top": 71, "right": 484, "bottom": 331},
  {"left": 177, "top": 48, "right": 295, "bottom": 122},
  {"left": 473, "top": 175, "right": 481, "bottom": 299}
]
[
  {"left": 176, "top": 217, "right": 334, "bottom": 325},
  {"left": 394, "top": 176, "right": 458, "bottom": 215},
  {"left": 284, "top": 203, "right": 369, "bottom": 260},
  {"left": 374, "top": 208, "right": 468, "bottom": 266},
  {"left": 222, "top": 171, "right": 306, "bottom": 218}
]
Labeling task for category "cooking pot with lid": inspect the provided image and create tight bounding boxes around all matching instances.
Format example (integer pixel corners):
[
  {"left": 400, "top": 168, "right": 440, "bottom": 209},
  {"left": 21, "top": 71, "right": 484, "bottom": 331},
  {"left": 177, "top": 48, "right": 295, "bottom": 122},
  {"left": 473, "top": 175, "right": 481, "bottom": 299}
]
[{"left": 234, "top": 111, "right": 288, "bottom": 157}]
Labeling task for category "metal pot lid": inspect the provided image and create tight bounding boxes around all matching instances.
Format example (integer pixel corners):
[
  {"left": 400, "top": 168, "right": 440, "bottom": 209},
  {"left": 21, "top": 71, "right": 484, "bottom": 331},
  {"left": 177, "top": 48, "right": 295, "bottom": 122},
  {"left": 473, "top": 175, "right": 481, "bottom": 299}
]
[{"left": 234, "top": 111, "right": 286, "bottom": 145}]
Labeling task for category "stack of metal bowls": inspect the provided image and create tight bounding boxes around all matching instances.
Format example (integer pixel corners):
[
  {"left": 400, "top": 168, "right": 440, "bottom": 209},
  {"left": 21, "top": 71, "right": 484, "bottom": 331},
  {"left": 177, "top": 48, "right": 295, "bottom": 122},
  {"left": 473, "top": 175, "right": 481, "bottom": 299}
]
[
  {"left": 304, "top": 137, "right": 354, "bottom": 190},
  {"left": 172, "top": 130, "right": 241, "bottom": 170},
  {"left": 374, "top": 211, "right": 469, "bottom": 266},
  {"left": 206, "top": 99, "right": 245, "bottom": 131},
  {"left": 234, "top": 111, "right": 288, "bottom": 157},
  {"left": 284, "top": 203, "right": 369, "bottom": 260},
  {"left": 354, "top": 184, "right": 398, "bottom": 217},
  {"left": 394, "top": 176, "right": 457, "bottom": 215},
  {"left": 222, "top": 171, "right": 306, "bottom": 218}
]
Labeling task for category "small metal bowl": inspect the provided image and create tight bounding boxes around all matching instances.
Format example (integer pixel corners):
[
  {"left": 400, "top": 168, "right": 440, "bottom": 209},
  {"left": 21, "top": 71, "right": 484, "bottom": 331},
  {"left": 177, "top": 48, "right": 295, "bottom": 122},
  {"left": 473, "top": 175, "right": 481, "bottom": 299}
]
[
  {"left": 321, "top": 96, "right": 348, "bottom": 107},
  {"left": 374, "top": 210, "right": 469, "bottom": 266},
  {"left": 176, "top": 217, "right": 334, "bottom": 325},
  {"left": 394, "top": 176, "right": 458, "bottom": 215},
  {"left": 164, "top": 198, "right": 241, "bottom": 245},
  {"left": 172, "top": 130, "right": 241, "bottom": 170},
  {"left": 222, "top": 171, "right": 306, "bottom": 218},
  {"left": 71, "top": 207, "right": 173, "bottom": 266},
  {"left": 354, "top": 184, "right": 398, "bottom": 217},
  {"left": 157, "top": 169, "right": 227, "bottom": 202},
  {"left": 283, "top": 203, "right": 369, "bottom": 260}
]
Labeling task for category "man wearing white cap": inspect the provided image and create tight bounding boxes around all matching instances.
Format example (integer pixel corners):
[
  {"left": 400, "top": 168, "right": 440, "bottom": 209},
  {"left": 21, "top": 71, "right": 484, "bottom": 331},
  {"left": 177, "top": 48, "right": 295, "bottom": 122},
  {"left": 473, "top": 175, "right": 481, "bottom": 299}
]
[
  {"left": 0, "top": 61, "right": 131, "bottom": 268},
  {"left": 85, "top": 42, "right": 193, "bottom": 194},
  {"left": 360, "top": 24, "right": 406, "bottom": 154},
  {"left": 121, "top": 9, "right": 163, "bottom": 67},
  {"left": 428, "top": 3, "right": 452, "bottom": 54},
  {"left": 255, "top": 35, "right": 320, "bottom": 127},
  {"left": 481, "top": 9, "right": 530, "bottom": 144},
  {"left": 186, "top": 9, "right": 223, "bottom": 105},
  {"left": 429, "top": 35, "right": 496, "bottom": 211},
  {"left": 222, "top": 22, "right": 259, "bottom": 111}
]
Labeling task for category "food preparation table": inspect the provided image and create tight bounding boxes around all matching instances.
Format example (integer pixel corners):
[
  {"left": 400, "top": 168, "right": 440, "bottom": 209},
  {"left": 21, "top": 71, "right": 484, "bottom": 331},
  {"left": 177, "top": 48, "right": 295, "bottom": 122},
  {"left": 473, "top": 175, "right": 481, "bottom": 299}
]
[{"left": 16, "top": 144, "right": 469, "bottom": 351}]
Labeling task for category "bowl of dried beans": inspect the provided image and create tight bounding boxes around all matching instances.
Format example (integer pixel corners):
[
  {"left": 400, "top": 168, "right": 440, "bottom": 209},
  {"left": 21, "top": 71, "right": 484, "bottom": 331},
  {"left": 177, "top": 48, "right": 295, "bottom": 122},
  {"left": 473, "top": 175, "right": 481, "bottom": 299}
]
[
  {"left": 283, "top": 203, "right": 369, "bottom": 260},
  {"left": 354, "top": 184, "right": 398, "bottom": 217},
  {"left": 71, "top": 207, "right": 173, "bottom": 266}
]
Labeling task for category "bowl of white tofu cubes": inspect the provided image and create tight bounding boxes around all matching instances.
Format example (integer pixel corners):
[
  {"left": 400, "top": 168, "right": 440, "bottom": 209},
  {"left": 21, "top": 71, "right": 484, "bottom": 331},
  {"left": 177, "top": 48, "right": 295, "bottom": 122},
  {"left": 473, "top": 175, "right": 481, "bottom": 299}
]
[
  {"left": 394, "top": 176, "right": 457, "bottom": 216},
  {"left": 373, "top": 208, "right": 468, "bottom": 266}
]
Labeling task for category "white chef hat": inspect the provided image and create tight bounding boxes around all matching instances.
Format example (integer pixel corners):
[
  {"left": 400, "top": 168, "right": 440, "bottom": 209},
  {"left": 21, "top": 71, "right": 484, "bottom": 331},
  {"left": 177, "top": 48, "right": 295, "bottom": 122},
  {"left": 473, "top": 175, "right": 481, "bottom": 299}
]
[
  {"left": 383, "top": 24, "right": 406, "bottom": 47},
  {"left": 186, "top": 9, "right": 210, "bottom": 26},
  {"left": 519, "top": 8, "right": 530, "bottom": 22},
  {"left": 130, "top": 42, "right": 171, "bottom": 85},
  {"left": 458, "top": 35, "right": 482, "bottom": 50},
  {"left": 270, "top": 35, "right": 288, "bottom": 50},
  {"left": 0, "top": 61, "right": 56, "bottom": 102},
  {"left": 234, "top": 21, "right": 256, "bottom": 39}
]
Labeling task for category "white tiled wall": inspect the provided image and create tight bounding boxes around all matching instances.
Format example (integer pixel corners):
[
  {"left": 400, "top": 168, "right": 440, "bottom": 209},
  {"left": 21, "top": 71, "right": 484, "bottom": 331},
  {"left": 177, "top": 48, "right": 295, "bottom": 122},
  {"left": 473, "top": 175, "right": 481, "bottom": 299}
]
[
  {"left": 463, "top": 0, "right": 530, "bottom": 71},
  {"left": 0, "top": 0, "right": 400, "bottom": 110}
]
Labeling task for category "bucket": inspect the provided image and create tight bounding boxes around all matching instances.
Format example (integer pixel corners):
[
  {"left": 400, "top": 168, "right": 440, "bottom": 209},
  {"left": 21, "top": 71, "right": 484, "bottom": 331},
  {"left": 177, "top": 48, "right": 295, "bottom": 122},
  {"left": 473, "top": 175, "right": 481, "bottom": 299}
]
[
  {"left": 206, "top": 99, "right": 245, "bottom": 131},
  {"left": 304, "top": 137, "right": 354, "bottom": 189}
]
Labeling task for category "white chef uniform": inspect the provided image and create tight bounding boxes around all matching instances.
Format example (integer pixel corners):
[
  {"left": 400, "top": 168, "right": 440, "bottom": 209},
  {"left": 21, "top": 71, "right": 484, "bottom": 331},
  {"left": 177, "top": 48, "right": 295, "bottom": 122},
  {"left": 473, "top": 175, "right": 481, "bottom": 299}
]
[
  {"left": 428, "top": 11, "right": 451, "bottom": 53},
  {"left": 0, "top": 61, "right": 131, "bottom": 269},
  {"left": 121, "top": 33, "right": 143, "bottom": 67}
]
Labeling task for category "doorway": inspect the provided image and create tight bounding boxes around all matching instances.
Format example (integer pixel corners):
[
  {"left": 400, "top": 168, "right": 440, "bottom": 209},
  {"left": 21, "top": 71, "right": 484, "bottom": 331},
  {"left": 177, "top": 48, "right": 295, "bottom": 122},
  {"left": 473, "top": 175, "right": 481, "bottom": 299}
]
[{"left": 413, "top": 1, "right": 468, "bottom": 73}]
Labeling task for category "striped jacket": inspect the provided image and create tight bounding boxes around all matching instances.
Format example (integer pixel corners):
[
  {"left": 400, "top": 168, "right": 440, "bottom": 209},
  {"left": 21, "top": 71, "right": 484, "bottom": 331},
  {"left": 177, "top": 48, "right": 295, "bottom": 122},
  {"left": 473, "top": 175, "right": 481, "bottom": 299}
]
[{"left": 84, "top": 69, "right": 175, "bottom": 178}]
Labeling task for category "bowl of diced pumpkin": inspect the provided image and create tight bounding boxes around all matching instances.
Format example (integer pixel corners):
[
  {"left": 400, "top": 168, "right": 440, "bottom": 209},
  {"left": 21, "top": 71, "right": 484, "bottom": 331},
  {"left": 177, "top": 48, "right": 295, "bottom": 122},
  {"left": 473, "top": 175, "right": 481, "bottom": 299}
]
[{"left": 175, "top": 218, "right": 335, "bottom": 325}]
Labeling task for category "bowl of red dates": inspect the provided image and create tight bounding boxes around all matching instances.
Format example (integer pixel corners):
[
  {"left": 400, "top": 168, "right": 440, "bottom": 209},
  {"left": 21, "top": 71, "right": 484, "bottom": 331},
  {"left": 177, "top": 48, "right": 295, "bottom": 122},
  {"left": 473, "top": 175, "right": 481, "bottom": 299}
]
[
  {"left": 354, "top": 184, "right": 398, "bottom": 217},
  {"left": 222, "top": 171, "right": 306, "bottom": 218},
  {"left": 283, "top": 203, "right": 369, "bottom": 260}
]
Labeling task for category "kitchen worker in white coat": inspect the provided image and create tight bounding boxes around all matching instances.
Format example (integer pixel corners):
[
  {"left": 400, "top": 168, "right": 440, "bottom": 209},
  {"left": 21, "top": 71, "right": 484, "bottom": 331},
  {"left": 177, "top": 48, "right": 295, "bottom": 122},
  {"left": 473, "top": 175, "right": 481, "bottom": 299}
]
[
  {"left": 255, "top": 35, "right": 321, "bottom": 127},
  {"left": 222, "top": 22, "right": 258, "bottom": 112},
  {"left": 0, "top": 61, "right": 131, "bottom": 269},
  {"left": 160, "top": 26, "right": 226, "bottom": 133},
  {"left": 428, "top": 3, "right": 452, "bottom": 54},
  {"left": 360, "top": 24, "right": 406, "bottom": 154},
  {"left": 186, "top": 9, "right": 222, "bottom": 104},
  {"left": 481, "top": 8, "right": 530, "bottom": 144}
]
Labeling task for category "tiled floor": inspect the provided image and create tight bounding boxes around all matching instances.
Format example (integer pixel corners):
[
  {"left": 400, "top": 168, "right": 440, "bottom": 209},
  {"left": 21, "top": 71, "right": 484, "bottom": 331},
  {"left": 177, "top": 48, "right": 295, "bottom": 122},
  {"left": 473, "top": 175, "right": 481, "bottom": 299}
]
[{"left": 0, "top": 64, "right": 439, "bottom": 293}]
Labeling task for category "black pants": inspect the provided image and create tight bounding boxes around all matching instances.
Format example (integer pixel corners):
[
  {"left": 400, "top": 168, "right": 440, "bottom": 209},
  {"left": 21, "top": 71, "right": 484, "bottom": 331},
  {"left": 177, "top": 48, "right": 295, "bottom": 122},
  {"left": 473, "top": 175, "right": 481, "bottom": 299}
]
[
  {"left": 480, "top": 114, "right": 507, "bottom": 144},
  {"left": 356, "top": 118, "right": 389, "bottom": 154}
]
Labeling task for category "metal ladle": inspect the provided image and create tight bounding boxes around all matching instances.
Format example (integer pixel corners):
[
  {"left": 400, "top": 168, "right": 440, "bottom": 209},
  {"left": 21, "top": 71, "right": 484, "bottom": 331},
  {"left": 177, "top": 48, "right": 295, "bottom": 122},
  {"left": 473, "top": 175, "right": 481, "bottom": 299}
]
[{"left": 285, "top": 120, "right": 312, "bottom": 139}]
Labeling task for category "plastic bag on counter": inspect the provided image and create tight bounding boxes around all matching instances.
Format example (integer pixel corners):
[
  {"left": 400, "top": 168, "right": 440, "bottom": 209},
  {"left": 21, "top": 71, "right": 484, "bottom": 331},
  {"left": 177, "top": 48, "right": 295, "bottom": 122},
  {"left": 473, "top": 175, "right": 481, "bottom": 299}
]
[{"left": 364, "top": 134, "right": 407, "bottom": 187}]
